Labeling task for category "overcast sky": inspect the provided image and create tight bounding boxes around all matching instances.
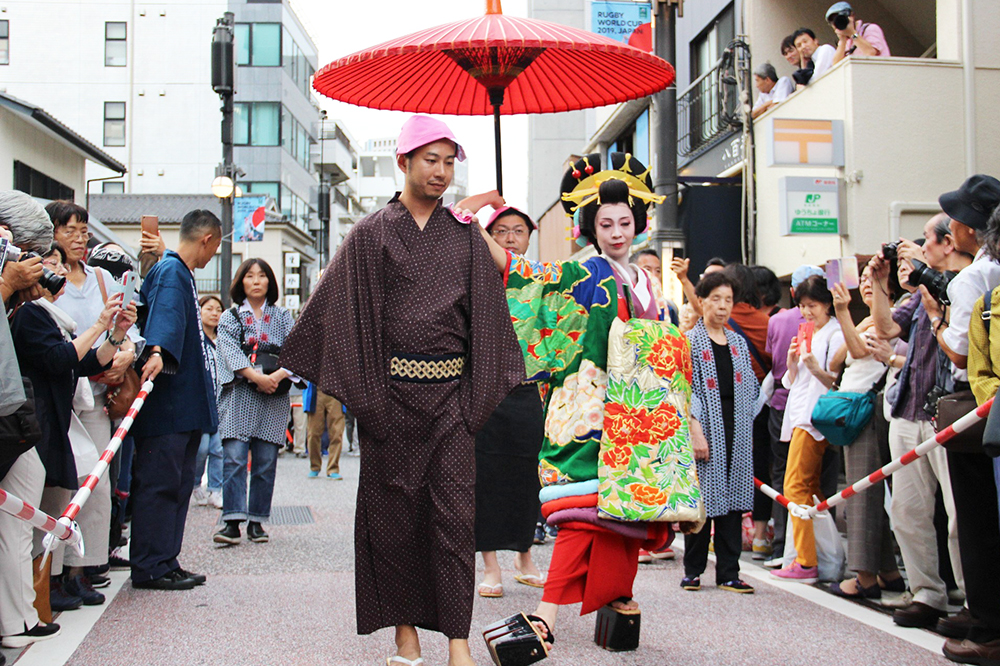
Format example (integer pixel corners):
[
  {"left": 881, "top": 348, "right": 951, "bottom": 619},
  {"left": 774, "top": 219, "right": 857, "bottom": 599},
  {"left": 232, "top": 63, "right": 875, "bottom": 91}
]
[{"left": 291, "top": 0, "right": 531, "bottom": 207}]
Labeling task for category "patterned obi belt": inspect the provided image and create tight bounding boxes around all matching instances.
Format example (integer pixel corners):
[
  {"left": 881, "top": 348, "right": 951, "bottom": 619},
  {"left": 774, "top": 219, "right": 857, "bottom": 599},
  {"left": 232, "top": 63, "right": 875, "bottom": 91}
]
[{"left": 389, "top": 352, "right": 466, "bottom": 384}]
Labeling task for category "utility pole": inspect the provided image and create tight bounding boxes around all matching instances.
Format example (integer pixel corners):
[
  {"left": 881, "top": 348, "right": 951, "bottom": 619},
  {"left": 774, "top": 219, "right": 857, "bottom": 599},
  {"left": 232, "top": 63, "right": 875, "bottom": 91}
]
[
  {"left": 317, "top": 111, "right": 331, "bottom": 268},
  {"left": 212, "top": 12, "right": 236, "bottom": 306},
  {"left": 651, "top": 1, "right": 684, "bottom": 258}
]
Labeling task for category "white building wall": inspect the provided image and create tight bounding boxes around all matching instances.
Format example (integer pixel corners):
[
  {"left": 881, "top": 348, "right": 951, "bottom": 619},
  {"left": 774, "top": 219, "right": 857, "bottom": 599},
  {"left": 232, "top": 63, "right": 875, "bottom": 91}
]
[
  {"left": 0, "top": 110, "right": 86, "bottom": 201},
  {"left": 1, "top": 0, "right": 225, "bottom": 194}
]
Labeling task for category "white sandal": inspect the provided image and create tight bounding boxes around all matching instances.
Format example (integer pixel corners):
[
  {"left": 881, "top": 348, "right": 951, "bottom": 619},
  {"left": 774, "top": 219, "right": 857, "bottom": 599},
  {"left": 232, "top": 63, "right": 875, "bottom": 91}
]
[{"left": 386, "top": 657, "right": 424, "bottom": 666}]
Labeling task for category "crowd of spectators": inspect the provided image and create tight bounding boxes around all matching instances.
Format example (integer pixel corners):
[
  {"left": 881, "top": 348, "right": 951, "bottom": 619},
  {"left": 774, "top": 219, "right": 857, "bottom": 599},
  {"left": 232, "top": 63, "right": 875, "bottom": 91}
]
[
  {"left": 1, "top": 165, "right": 1000, "bottom": 666},
  {"left": 655, "top": 174, "right": 1000, "bottom": 664},
  {"left": 752, "top": 2, "right": 890, "bottom": 118}
]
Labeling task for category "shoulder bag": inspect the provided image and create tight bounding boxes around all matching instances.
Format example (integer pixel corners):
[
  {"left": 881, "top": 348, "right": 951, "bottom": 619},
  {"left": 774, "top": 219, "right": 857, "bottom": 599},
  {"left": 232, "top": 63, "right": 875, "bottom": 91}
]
[
  {"left": 0, "top": 376, "right": 43, "bottom": 469},
  {"left": 811, "top": 357, "right": 888, "bottom": 447},
  {"left": 231, "top": 305, "right": 291, "bottom": 396}
]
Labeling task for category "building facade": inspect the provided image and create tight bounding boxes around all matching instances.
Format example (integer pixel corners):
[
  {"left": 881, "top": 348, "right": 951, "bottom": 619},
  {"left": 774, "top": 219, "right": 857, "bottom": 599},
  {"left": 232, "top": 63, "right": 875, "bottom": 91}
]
[
  {"left": 357, "top": 137, "right": 469, "bottom": 211},
  {"left": 532, "top": 0, "right": 1000, "bottom": 280},
  {"left": 0, "top": 0, "right": 372, "bottom": 304}
]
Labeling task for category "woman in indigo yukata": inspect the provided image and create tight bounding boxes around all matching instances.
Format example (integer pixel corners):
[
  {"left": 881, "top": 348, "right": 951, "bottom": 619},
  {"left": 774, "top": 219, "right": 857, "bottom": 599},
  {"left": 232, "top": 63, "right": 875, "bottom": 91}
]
[
  {"left": 681, "top": 271, "right": 760, "bottom": 594},
  {"left": 478, "top": 153, "right": 693, "bottom": 647},
  {"left": 213, "top": 259, "right": 296, "bottom": 546}
]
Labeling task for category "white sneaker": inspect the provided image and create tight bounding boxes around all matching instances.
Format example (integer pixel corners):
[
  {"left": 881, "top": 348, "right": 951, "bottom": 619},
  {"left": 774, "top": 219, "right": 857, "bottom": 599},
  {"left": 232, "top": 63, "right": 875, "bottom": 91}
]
[
  {"left": 192, "top": 487, "right": 209, "bottom": 506},
  {"left": 762, "top": 556, "right": 784, "bottom": 569},
  {"left": 208, "top": 491, "right": 224, "bottom": 509}
]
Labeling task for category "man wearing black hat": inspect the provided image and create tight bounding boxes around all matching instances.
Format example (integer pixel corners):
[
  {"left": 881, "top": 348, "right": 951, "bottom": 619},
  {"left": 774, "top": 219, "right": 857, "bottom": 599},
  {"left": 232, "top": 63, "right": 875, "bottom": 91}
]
[{"left": 924, "top": 175, "right": 1000, "bottom": 664}]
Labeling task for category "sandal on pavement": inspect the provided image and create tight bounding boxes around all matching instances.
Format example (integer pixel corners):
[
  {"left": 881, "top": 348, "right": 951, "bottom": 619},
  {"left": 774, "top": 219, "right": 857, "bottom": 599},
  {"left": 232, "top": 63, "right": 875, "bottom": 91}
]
[
  {"left": 514, "top": 573, "right": 546, "bottom": 588},
  {"left": 478, "top": 582, "right": 504, "bottom": 598},
  {"left": 386, "top": 657, "right": 424, "bottom": 666},
  {"left": 608, "top": 596, "right": 641, "bottom": 614},
  {"left": 526, "top": 614, "right": 555, "bottom": 645},
  {"left": 830, "top": 577, "right": 881, "bottom": 599},
  {"left": 878, "top": 574, "right": 906, "bottom": 593}
]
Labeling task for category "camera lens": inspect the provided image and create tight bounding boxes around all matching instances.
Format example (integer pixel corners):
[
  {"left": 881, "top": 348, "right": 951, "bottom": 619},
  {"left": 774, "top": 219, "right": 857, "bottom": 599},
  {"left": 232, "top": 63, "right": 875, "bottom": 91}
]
[
  {"left": 833, "top": 14, "right": 851, "bottom": 30},
  {"left": 38, "top": 267, "right": 66, "bottom": 295}
]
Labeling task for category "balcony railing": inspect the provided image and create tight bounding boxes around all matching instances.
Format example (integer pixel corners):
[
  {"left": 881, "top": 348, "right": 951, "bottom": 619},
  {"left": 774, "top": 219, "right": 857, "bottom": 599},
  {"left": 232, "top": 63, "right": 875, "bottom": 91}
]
[{"left": 678, "top": 60, "right": 740, "bottom": 159}]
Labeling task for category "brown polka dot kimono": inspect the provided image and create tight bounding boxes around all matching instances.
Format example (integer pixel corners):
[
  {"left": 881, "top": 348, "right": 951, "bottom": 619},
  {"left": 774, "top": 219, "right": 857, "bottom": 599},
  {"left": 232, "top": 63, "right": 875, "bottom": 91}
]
[{"left": 280, "top": 196, "right": 524, "bottom": 639}]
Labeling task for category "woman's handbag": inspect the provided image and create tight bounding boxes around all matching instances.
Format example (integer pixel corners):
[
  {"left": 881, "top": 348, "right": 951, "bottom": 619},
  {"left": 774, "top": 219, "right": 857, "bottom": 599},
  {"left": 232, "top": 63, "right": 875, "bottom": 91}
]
[
  {"left": 0, "top": 376, "right": 42, "bottom": 469},
  {"left": 232, "top": 305, "right": 291, "bottom": 396},
  {"left": 811, "top": 370, "right": 888, "bottom": 447},
  {"left": 106, "top": 367, "right": 141, "bottom": 420}
]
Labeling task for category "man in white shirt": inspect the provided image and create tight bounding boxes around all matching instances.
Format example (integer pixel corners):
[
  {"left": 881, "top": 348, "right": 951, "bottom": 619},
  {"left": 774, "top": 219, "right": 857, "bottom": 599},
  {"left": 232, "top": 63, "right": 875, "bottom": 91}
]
[
  {"left": 792, "top": 28, "right": 836, "bottom": 88},
  {"left": 751, "top": 63, "right": 794, "bottom": 118},
  {"left": 920, "top": 175, "right": 1000, "bottom": 665}
]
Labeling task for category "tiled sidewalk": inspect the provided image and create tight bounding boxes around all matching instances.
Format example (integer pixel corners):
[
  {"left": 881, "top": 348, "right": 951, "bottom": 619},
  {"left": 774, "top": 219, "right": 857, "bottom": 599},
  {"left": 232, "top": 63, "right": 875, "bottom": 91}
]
[{"left": 9, "top": 451, "right": 951, "bottom": 666}]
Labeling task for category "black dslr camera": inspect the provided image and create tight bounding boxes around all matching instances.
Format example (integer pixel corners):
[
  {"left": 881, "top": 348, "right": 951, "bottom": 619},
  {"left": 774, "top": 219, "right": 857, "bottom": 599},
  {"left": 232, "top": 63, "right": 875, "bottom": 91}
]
[
  {"left": 908, "top": 260, "right": 956, "bottom": 306},
  {"left": 830, "top": 8, "right": 853, "bottom": 30},
  {"left": 0, "top": 239, "right": 66, "bottom": 295}
]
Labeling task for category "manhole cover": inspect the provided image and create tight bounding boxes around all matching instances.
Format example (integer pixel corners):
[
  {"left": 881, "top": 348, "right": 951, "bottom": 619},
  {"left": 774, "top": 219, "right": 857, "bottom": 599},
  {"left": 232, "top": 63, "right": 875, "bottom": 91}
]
[{"left": 216, "top": 506, "right": 314, "bottom": 525}]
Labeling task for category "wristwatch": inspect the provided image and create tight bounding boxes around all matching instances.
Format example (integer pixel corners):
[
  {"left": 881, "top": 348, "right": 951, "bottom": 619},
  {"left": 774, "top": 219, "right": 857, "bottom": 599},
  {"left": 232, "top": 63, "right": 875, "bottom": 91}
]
[
  {"left": 888, "top": 353, "right": 897, "bottom": 366},
  {"left": 851, "top": 33, "right": 860, "bottom": 40}
]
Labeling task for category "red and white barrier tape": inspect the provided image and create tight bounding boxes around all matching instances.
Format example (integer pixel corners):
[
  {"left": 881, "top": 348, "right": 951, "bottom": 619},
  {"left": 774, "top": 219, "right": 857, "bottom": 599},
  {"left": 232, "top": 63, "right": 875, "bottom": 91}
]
[
  {"left": 0, "top": 488, "right": 82, "bottom": 553},
  {"left": 755, "top": 396, "right": 994, "bottom": 520},
  {"left": 41, "top": 379, "right": 154, "bottom": 564}
]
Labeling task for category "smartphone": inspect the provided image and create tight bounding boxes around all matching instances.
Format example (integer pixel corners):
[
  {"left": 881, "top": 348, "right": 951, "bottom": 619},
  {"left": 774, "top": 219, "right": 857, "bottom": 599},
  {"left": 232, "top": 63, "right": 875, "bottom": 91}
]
[
  {"left": 796, "top": 321, "right": 815, "bottom": 354},
  {"left": 118, "top": 270, "right": 138, "bottom": 307},
  {"left": 0, "top": 238, "right": 10, "bottom": 274},
  {"left": 140, "top": 215, "right": 159, "bottom": 237},
  {"left": 825, "top": 256, "right": 860, "bottom": 290}
]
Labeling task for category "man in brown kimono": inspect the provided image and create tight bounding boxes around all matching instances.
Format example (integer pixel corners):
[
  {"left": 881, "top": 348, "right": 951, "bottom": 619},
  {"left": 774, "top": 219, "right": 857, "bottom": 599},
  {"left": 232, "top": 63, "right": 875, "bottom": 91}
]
[{"left": 280, "top": 115, "right": 524, "bottom": 666}]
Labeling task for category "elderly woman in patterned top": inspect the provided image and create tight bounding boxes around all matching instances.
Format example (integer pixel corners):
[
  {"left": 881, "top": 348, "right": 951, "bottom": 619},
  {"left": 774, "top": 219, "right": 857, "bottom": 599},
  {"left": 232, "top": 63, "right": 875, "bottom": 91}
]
[
  {"left": 212, "top": 259, "right": 296, "bottom": 546},
  {"left": 682, "top": 271, "right": 760, "bottom": 594}
]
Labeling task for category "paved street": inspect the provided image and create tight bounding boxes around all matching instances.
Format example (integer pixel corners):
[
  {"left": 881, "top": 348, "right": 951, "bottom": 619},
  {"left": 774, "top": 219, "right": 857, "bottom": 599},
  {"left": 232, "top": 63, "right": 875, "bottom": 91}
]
[{"left": 4, "top": 451, "right": 953, "bottom": 666}]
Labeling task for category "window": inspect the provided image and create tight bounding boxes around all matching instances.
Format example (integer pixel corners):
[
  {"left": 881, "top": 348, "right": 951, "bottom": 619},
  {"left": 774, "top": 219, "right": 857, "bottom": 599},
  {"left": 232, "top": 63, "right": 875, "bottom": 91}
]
[
  {"left": 102, "top": 181, "right": 125, "bottom": 194},
  {"left": 195, "top": 253, "right": 242, "bottom": 294},
  {"left": 690, "top": 3, "right": 735, "bottom": 80},
  {"left": 244, "top": 181, "right": 281, "bottom": 204},
  {"left": 0, "top": 20, "right": 8, "bottom": 65},
  {"left": 233, "top": 102, "right": 280, "bottom": 146},
  {"left": 13, "top": 161, "right": 74, "bottom": 201},
  {"left": 282, "top": 28, "right": 314, "bottom": 96},
  {"left": 281, "top": 108, "right": 313, "bottom": 170},
  {"left": 104, "top": 102, "right": 126, "bottom": 147},
  {"left": 281, "top": 190, "right": 312, "bottom": 233},
  {"left": 105, "top": 22, "right": 126, "bottom": 67},
  {"left": 235, "top": 23, "right": 281, "bottom": 67},
  {"left": 235, "top": 24, "right": 250, "bottom": 65}
]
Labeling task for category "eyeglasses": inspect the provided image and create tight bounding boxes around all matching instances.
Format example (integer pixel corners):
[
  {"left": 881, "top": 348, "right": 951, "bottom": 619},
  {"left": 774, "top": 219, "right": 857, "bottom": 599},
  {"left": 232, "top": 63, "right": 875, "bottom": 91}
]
[
  {"left": 491, "top": 228, "right": 527, "bottom": 238},
  {"left": 58, "top": 226, "right": 91, "bottom": 241}
]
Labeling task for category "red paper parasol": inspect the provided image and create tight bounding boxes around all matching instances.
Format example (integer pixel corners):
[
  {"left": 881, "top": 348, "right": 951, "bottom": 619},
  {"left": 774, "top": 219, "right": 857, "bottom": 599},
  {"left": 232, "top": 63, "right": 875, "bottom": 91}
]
[{"left": 313, "top": 0, "right": 675, "bottom": 194}]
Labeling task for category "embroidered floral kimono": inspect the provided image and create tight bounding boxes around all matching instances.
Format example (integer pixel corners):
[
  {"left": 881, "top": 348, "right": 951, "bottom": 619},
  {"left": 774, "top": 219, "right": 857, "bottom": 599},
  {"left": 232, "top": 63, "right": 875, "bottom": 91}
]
[
  {"left": 506, "top": 253, "right": 655, "bottom": 487},
  {"left": 506, "top": 252, "right": 681, "bottom": 614},
  {"left": 686, "top": 320, "right": 760, "bottom": 518}
]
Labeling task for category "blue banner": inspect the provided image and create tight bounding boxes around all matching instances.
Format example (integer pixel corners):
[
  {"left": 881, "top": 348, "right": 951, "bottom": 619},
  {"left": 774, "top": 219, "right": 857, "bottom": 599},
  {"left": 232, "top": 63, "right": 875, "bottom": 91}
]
[
  {"left": 591, "top": 1, "right": 652, "bottom": 51},
  {"left": 234, "top": 195, "right": 267, "bottom": 242}
]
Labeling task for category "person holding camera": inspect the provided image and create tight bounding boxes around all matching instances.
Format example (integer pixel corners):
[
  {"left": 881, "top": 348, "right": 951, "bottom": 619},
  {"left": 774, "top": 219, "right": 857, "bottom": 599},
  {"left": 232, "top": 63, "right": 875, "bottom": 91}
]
[
  {"left": 825, "top": 2, "right": 890, "bottom": 66},
  {"left": 868, "top": 217, "right": 968, "bottom": 632},
  {"left": 0, "top": 193, "right": 61, "bottom": 650},
  {"left": 923, "top": 176, "right": 1000, "bottom": 664},
  {"left": 213, "top": 258, "right": 296, "bottom": 546}
]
